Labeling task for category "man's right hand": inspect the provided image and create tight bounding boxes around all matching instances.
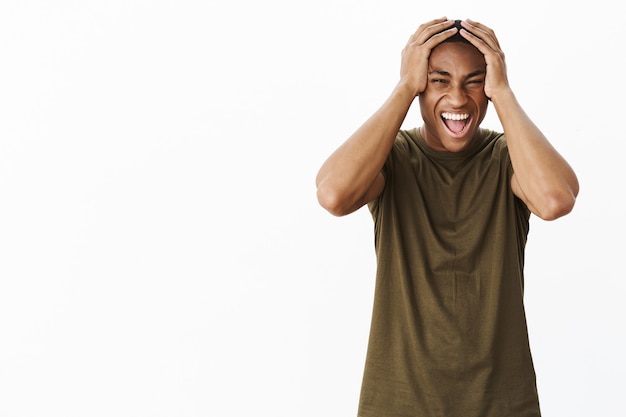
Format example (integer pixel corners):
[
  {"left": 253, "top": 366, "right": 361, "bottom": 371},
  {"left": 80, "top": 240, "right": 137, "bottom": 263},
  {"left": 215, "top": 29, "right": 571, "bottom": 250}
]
[{"left": 400, "top": 18, "right": 458, "bottom": 97}]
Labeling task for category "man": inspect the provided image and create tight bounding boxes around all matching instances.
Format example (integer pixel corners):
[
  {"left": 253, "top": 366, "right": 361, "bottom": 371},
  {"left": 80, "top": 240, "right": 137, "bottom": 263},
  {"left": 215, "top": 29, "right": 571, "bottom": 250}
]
[{"left": 315, "top": 18, "right": 579, "bottom": 417}]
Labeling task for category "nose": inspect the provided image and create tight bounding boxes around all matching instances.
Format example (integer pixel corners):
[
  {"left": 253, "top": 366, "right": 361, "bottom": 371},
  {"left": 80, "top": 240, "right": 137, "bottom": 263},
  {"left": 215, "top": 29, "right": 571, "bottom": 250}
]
[{"left": 447, "top": 84, "right": 468, "bottom": 107}]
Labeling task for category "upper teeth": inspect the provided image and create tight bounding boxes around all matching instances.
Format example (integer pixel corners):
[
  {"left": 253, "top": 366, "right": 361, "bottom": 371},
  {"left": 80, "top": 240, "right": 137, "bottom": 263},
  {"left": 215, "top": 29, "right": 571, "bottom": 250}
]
[{"left": 442, "top": 112, "right": 469, "bottom": 121}]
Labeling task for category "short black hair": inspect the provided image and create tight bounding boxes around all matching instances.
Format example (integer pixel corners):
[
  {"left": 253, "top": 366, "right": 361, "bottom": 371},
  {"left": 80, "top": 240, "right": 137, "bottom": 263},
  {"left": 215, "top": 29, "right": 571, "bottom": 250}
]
[{"left": 440, "top": 19, "right": 474, "bottom": 45}]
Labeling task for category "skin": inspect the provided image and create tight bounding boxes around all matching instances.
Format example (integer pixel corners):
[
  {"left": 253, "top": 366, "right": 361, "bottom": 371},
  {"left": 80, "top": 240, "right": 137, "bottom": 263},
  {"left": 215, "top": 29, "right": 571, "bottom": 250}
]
[
  {"left": 418, "top": 41, "right": 488, "bottom": 152},
  {"left": 316, "top": 18, "right": 579, "bottom": 220}
]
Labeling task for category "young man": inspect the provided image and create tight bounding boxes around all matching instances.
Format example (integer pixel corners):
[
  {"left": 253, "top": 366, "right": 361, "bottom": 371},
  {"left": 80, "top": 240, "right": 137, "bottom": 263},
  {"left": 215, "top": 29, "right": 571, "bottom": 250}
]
[{"left": 315, "top": 18, "right": 579, "bottom": 417}]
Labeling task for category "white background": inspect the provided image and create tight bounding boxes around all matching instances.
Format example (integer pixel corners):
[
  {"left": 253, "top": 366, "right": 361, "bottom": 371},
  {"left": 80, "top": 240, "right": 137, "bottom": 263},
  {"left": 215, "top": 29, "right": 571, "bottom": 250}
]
[{"left": 0, "top": 1, "right": 623, "bottom": 416}]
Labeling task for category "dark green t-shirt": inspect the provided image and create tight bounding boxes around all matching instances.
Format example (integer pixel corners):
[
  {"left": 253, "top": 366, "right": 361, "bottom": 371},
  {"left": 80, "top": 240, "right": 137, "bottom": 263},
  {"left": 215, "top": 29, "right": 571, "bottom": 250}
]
[{"left": 360, "top": 128, "right": 540, "bottom": 417}]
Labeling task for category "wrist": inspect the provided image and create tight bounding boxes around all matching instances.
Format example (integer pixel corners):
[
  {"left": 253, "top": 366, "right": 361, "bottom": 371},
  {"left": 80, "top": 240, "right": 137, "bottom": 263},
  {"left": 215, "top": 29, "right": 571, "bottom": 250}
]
[
  {"left": 487, "top": 86, "right": 515, "bottom": 106},
  {"left": 394, "top": 79, "right": 420, "bottom": 101}
]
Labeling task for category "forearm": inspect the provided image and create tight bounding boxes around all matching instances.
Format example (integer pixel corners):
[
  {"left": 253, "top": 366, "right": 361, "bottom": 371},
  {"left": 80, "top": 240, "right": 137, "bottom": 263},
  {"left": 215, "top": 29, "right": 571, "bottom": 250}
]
[
  {"left": 492, "top": 88, "right": 579, "bottom": 219},
  {"left": 316, "top": 82, "right": 416, "bottom": 215}
]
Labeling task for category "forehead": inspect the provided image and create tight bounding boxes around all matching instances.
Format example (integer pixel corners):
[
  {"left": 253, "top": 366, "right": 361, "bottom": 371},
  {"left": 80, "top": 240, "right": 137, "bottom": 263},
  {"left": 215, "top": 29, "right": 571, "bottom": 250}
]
[{"left": 429, "top": 43, "right": 485, "bottom": 74}]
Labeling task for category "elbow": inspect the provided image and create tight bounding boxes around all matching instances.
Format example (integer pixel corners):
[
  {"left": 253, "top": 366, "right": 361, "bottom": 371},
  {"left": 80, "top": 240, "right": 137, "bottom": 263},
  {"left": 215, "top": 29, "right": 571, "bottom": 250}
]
[
  {"left": 316, "top": 184, "right": 354, "bottom": 217},
  {"left": 535, "top": 191, "right": 577, "bottom": 221}
]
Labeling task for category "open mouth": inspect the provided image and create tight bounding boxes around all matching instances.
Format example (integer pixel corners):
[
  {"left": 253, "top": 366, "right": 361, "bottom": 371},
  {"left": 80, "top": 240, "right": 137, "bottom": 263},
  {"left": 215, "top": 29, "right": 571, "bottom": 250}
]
[{"left": 441, "top": 112, "right": 470, "bottom": 136}]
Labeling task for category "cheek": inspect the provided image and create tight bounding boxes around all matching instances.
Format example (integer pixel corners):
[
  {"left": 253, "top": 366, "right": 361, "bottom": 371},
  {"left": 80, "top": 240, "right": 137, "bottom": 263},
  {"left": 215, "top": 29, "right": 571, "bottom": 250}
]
[
  {"left": 466, "top": 91, "right": 488, "bottom": 111},
  {"left": 477, "top": 96, "right": 489, "bottom": 113},
  {"left": 418, "top": 92, "right": 440, "bottom": 113},
  {"left": 469, "top": 89, "right": 488, "bottom": 103}
]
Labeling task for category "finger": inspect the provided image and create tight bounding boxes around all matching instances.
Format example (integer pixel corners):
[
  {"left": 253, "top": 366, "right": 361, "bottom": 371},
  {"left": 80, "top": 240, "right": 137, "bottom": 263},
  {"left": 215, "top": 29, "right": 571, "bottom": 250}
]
[
  {"left": 458, "top": 27, "right": 491, "bottom": 54},
  {"left": 422, "top": 25, "right": 459, "bottom": 48},
  {"left": 409, "top": 18, "right": 456, "bottom": 45},
  {"left": 407, "top": 18, "right": 446, "bottom": 44},
  {"left": 461, "top": 19, "right": 501, "bottom": 50},
  {"left": 409, "top": 17, "right": 448, "bottom": 43}
]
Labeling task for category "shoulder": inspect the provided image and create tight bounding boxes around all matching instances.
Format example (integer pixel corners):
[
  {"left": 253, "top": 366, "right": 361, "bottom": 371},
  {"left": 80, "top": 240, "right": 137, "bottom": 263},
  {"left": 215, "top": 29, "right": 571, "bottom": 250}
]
[
  {"left": 477, "top": 129, "right": 509, "bottom": 161},
  {"left": 393, "top": 128, "right": 420, "bottom": 151},
  {"left": 384, "top": 128, "right": 425, "bottom": 169},
  {"left": 479, "top": 128, "right": 506, "bottom": 149}
]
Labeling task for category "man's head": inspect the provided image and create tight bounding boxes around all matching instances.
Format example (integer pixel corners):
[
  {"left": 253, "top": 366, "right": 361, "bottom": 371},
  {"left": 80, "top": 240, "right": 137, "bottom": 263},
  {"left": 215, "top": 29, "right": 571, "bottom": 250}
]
[{"left": 418, "top": 19, "right": 488, "bottom": 153}]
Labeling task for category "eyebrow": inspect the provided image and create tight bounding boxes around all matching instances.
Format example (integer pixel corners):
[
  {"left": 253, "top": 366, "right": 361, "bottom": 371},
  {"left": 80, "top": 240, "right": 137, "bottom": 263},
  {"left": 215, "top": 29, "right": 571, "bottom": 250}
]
[{"left": 428, "top": 69, "right": 486, "bottom": 79}]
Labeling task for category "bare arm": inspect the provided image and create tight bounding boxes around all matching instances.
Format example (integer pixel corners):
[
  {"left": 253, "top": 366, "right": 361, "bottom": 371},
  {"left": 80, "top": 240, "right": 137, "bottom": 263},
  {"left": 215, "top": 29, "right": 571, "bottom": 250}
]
[
  {"left": 315, "top": 84, "right": 413, "bottom": 216},
  {"left": 316, "top": 18, "right": 458, "bottom": 216},
  {"left": 493, "top": 90, "right": 578, "bottom": 220},
  {"left": 461, "top": 20, "right": 579, "bottom": 220}
]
